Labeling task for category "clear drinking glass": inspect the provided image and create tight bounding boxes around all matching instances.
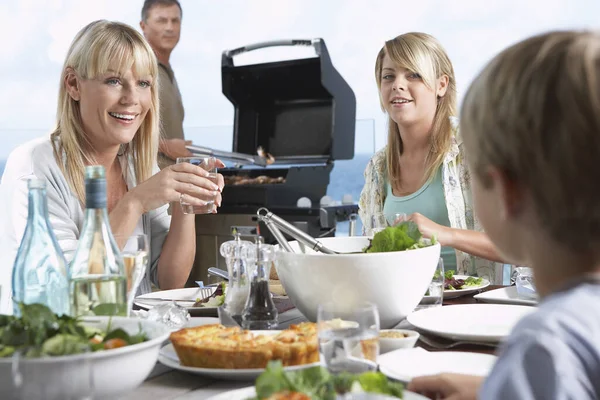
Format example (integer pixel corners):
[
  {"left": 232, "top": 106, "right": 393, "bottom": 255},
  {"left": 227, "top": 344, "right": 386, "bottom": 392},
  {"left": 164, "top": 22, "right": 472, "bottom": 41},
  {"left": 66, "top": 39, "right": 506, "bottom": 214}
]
[
  {"left": 368, "top": 212, "right": 407, "bottom": 236},
  {"left": 389, "top": 212, "right": 407, "bottom": 226},
  {"left": 176, "top": 156, "right": 219, "bottom": 214},
  {"left": 317, "top": 301, "right": 380, "bottom": 374},
  {"left": 415, "top": 258, "right": 445, "bottom": 311},
  {"left": 369, "top": 212, "right": 388, "bottom": 235},
  {"left": 115, "top": 234, "right": 149, "bottom": 316},
  {"left": 513, "top": 266, "right": 537, "bottom": 299}
]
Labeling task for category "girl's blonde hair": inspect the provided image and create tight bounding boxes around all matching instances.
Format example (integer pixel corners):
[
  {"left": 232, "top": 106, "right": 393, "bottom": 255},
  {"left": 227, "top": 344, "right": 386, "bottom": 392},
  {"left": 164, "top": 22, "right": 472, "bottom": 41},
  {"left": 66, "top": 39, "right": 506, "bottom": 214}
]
[
  {"left": 51, "top": 20, "right": 159, "bottom": 204},
  {"left": 461, "top": 31, "right": 600, "bottom": 250},
  {"left": 375, "top": 32, "right": 457, "bottom": 188}
]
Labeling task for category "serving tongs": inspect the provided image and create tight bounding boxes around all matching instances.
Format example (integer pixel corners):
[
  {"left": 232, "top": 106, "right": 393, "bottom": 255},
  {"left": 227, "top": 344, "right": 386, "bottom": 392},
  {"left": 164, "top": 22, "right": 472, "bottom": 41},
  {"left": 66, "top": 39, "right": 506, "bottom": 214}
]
[
  {"left": 186, "top": 144, "right": 270, "bottom": 167},
  {"left": 257, "top": 207, "right": 338, "bottom": 254}
]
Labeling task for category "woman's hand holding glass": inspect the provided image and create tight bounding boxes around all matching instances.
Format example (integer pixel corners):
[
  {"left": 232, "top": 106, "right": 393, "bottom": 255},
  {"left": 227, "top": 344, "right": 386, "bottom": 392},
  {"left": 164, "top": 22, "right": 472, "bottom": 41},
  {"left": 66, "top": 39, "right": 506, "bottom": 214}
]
[
  {"left": 127, "top": 157, "right": 225, "bottom": 214},
  {"left": 176, "top": 157, "right": 223, "bottom": 214}
]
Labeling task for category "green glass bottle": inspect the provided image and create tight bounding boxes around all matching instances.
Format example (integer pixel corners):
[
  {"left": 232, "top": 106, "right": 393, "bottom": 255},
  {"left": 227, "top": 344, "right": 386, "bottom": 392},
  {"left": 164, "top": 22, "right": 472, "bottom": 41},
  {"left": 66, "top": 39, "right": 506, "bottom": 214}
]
[{"left": 69, "top": 166, "right": 127, "bottom": 317}]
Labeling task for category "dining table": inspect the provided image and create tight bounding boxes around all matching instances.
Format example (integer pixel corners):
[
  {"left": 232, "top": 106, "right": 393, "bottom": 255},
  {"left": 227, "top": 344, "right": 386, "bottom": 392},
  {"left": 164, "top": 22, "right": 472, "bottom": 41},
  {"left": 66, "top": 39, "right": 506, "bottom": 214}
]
[{"left": 122, "top": 285, "right": 509, "bottom": 400}]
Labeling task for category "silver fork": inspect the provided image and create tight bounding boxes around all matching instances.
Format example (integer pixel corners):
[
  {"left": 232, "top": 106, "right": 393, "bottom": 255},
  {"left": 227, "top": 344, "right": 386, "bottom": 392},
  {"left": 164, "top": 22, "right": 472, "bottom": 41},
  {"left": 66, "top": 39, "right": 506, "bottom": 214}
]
[
  {"left": 136, "top": 287, "right": 214, "bottom": 304},
  {"left": 417, "top": 333, "right": 498, "bottom": 350}
]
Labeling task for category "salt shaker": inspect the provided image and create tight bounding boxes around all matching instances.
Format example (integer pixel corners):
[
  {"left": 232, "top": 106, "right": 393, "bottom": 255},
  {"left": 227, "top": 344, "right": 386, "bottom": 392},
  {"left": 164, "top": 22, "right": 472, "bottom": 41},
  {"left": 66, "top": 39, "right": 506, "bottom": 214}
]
[
  {"left": 220, "top": 232, "right": 254, "bottom": 325},
  {"left": 241, "top": 236, "right": 278, "bottom": 330}
]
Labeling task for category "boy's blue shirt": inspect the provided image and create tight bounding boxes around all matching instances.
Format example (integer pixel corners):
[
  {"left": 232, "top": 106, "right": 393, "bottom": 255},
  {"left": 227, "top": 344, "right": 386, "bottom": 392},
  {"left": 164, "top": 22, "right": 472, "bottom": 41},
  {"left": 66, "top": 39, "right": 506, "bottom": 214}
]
[{"left": 481, "top": 278, "right": 600, "bottom": 399}]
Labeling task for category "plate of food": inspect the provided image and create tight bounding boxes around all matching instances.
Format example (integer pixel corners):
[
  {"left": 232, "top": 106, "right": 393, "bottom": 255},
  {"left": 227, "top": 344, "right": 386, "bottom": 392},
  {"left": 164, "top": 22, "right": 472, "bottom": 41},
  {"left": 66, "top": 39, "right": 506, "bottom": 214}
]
[
  {"left": 206, "top": 361, "right": 427, "bottom": 399},
  {"left": 134, "top": 283, "right": 225, "bottom": 317},
  {"left": 0, "top": 302, "right": 171, "bottom": 399},
  {"left": 442, "top": 271, "right": 490, "bottom": 299},
  {"left": 158, "top": 322, "right": 320, "bottom": 380}
]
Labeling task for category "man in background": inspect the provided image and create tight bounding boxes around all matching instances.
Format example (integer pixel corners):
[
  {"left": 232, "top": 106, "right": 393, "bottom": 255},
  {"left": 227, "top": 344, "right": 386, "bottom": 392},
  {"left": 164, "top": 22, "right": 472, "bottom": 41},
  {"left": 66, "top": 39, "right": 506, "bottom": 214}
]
[{"left": 140, "top": 0, "right": 192, "bottom": 168}]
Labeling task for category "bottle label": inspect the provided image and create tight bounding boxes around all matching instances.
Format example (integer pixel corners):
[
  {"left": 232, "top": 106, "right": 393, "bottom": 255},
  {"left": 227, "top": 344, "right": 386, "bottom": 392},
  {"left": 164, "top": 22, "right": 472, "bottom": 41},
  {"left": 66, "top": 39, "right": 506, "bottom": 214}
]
[{"left": 85, "top": 179, "right": 107, "bottom": 208}]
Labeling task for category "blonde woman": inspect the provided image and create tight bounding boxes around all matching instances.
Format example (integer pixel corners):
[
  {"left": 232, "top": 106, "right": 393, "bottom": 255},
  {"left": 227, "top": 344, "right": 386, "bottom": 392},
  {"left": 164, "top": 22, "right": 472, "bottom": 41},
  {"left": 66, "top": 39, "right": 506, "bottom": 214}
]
[
  {"left": 358, "top": 32, "right": 505, "bottom": 281},
  {"left": 1, "top": 20, "right": 223, "bottom": 294}
]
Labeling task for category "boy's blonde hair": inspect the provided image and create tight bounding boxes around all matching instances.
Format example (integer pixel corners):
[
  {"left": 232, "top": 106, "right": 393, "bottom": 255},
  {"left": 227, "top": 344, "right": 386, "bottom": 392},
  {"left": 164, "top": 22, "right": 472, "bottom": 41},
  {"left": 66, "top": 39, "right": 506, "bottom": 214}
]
[
  {"left": 374, "top": 32, "right": 457, "bottom": 187},
  {"left": 461, "top": 31, "right": 600, "bottom": 250},
  {"left": 51, "top": 20, "right": 160, "bottom": 204}
]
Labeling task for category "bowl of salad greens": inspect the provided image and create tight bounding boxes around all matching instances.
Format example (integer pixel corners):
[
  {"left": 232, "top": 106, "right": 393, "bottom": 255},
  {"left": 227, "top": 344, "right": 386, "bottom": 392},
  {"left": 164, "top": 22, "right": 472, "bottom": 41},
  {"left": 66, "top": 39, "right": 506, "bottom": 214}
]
[
  {"left": 0, "top": 303, "right": 171, "bottom": 400},
  {"left": 275, "top": 222, "right": 441, "bottom": 328},
  {"left": 207, "top": 361, "right": 429, "bottom": 399}
]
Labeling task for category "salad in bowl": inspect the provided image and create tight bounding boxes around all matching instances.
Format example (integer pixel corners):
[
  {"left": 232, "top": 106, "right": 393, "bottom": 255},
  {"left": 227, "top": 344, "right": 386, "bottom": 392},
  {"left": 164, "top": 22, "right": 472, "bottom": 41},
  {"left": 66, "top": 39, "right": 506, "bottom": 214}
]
[{"left": 0, "top": 303, "right": 171, "bottom": 399}]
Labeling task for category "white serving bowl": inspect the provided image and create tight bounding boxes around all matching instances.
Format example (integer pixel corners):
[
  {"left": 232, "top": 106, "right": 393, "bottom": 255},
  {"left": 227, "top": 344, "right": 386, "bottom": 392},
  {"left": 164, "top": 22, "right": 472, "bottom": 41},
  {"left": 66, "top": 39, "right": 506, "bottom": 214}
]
[
  {"left": 379, "top": 329, "right": 420, "bottom": 354},
  {"left": 275, "top": 237, "right": 440, "bottom": 329},
  {"left": 0, "top": 316, "right": 171, "bottom": 400}
]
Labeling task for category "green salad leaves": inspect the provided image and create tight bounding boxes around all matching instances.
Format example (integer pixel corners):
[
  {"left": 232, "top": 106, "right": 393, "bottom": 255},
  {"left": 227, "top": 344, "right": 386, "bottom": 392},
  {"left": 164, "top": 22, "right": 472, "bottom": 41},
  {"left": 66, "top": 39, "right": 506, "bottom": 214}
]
[
  {"left": 364, "top": 221, "right": 436, "bottom": 253},
  {"left": 0, "top": 303, "right": 148, "bottom": 358},
  {"left": 252, "top": 361, "right": 404, "bottom": 399}
]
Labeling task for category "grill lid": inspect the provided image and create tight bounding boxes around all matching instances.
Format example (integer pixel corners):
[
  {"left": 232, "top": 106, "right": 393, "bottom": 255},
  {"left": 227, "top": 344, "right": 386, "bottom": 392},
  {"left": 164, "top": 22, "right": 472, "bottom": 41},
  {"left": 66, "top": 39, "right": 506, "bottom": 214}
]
[{"left": 221, "top": 39, "right": 356, "bottom": 163}]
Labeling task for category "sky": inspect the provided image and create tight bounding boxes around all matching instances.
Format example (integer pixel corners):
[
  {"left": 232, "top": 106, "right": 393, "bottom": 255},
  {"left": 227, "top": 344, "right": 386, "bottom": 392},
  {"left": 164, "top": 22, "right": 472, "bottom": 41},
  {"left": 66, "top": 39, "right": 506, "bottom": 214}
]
[{"left": 1, "top": 0, "right": 599, "bottom": 159}]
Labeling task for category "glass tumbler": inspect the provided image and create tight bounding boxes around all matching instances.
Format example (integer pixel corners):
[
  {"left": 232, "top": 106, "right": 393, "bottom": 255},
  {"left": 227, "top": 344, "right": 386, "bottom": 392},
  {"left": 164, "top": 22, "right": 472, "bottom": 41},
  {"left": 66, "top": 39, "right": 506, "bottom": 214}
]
[
  {"left": 176, "top": 156, "right": 219, "bottom": 214},
  {"left": 414, "top": 258, "right": 445, "bottom": 311}
]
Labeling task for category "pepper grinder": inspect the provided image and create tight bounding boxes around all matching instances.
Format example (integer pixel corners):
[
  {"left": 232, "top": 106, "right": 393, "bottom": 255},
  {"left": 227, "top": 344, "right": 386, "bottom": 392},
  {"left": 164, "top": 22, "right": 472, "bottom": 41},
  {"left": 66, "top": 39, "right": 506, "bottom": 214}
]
[
  {"left": 220, "top": 232, "right": 254, "bottom": 325},
  {"left": 241, "top": 236, "right": 278, "bottom": 330}
]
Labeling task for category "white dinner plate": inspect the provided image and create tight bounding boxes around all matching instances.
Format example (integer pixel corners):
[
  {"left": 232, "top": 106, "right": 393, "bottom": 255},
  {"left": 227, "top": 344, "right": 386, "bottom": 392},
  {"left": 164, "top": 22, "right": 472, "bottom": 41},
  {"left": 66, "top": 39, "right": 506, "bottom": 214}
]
[
  {"left": 206, "top": 385, "right": 429, "bottom": 400},
  {"left": 157, "top": 330, "right": 321, "bottom": 380},
  {"left": 134, "top": 287, "right": 218, "bottom": 317},
  {"left": 379, "top": 347, "right": 497, "bottom": 382},
  {"left": 473, "top": 286, "right": 538, "bottom": 306},
  {"left": 407, "top": 304, "right": 534, "bottom": 342},
  {"left": 443, "top": 275, "right": 490, "bottom": 299}
]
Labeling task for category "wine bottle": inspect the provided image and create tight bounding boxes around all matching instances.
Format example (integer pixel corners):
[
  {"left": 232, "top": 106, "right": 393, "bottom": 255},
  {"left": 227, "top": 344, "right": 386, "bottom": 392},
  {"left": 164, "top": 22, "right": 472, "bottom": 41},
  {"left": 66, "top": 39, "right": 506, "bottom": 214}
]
[
  {"left": 69, "top": 165, "right": 127, "bottom": 317},
  {"left": 12, "top": 179, "right": 70, "bottom": 316}
]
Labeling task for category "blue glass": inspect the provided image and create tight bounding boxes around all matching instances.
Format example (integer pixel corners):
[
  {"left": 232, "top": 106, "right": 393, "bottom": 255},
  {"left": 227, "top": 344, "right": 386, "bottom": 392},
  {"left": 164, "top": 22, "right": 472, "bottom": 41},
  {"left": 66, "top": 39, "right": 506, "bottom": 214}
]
[{"left": 12, "top": 179, "right": 70, "bottom": 316}]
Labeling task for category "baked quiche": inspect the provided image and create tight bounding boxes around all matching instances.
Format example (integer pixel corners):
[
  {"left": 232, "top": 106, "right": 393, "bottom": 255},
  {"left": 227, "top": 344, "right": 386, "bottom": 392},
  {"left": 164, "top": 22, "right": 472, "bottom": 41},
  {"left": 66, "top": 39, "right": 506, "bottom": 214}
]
[{"left": 170, "top": 322, "right": 318, "bottom": 369}]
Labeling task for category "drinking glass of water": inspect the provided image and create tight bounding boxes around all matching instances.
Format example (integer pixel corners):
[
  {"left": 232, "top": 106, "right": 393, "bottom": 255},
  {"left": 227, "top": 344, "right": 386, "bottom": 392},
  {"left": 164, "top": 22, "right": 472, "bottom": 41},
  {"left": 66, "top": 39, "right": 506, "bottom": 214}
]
[
  {"left": 115, "top": 234, "right": 149, "bottom": 316},
  {"left": 369, "top": 213, "right": 388, "bottom": 236},
  {"left": 389, "top": 212, "right": 407, "bottom": 226},
  {"left": 176, "top": 156, "right": 219, "bottom": 214},
  {"left": 415, "top": 258, "right": 445, "bottom": 311},
  {"left": 317, "top": 301, "right": 380, "bottom": 374}
]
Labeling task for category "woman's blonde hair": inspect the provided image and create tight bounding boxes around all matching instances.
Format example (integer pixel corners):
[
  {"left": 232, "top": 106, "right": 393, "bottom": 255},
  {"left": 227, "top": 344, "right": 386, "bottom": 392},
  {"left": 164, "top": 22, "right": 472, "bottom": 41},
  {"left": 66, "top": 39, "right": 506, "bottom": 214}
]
[
  {"left": 375, "top": 32, "right": 457, "bottom": 188},
  {"left": 51, "top": 20, "right": 159, "bottom": 204},
  {"left": 461, "top": 31, "right": 600, "bottom": 251}
]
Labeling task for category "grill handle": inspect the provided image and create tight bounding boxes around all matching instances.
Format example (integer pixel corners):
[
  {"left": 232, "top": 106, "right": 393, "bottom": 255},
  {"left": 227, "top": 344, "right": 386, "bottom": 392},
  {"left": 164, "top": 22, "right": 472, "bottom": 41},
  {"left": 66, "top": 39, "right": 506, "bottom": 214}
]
[
  {"left": 222, "top": 38, "right": 330, "bottom": 67},
  {"left": 257, "top": 208, "right": 337, "bottom": 255},
  {"left": 186, "top": 144, "right": 268, "bottom": 166}
]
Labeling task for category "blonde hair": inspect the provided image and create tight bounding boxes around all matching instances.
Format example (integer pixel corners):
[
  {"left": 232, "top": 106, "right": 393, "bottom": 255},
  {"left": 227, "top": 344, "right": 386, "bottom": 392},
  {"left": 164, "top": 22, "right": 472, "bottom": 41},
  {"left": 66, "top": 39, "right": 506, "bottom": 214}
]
[
  {"left": 461, "top": 30, "right": 600, "bottom": 251},
  {"left": 51, "top": 20, "right": 159, "bottom": 204},
  {"left": 375, "top": 32, "right": 457, "bottom": 188}
]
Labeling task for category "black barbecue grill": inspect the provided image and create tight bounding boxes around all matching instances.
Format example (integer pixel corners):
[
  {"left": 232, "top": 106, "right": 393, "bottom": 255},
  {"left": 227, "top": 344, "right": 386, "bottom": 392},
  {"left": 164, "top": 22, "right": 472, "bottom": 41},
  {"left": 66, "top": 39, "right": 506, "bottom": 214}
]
[{"left": 188, "top": 38, "right": 358, "bottom": 285}]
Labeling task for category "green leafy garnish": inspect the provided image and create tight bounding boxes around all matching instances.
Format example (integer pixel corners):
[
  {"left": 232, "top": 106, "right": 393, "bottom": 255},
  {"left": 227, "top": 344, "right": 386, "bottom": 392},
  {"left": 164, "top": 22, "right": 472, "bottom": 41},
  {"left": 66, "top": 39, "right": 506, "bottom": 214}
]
[
  {"left": 464, "top": 276, "right": 484, "bottom": 287},
  {"left": 253, "top": 361, "right": 403, "bottom": 399},
  {"left": 0, "top": 303, "right": 149, "bottom": 358},
  {"left": 364, "top": 221, "right": 435, "bottom": 253}
]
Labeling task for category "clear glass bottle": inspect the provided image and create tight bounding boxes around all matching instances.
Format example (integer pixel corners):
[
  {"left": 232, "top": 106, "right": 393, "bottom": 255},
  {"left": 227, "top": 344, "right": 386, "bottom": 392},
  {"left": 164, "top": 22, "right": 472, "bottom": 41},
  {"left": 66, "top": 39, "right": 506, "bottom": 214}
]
[
  {"left": 11, "top": 179, "right": 70, "bottom": 316},
  {"left": 69, "top": 165, "right": 127, "bottom": 317},
  {"left": 241, "top": 237, "right": 278, "bottom": 330},
  {"left": 221, "top": 232, "right": 254, "bottom": 325}
]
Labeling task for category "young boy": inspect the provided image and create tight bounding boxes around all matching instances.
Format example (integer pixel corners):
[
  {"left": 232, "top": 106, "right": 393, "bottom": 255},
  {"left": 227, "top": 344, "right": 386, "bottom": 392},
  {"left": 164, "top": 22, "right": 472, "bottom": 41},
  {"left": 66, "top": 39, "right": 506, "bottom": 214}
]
[{"left": 407, "top": 30, "right": 600, "bottom": 399}]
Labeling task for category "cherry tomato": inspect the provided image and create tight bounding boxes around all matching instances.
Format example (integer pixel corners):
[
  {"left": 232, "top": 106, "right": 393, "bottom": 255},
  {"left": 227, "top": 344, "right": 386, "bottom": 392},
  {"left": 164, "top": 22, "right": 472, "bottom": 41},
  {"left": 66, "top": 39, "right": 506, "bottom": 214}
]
[{"left": 103, "top": 338, "right": 128, "bottom": 350}]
